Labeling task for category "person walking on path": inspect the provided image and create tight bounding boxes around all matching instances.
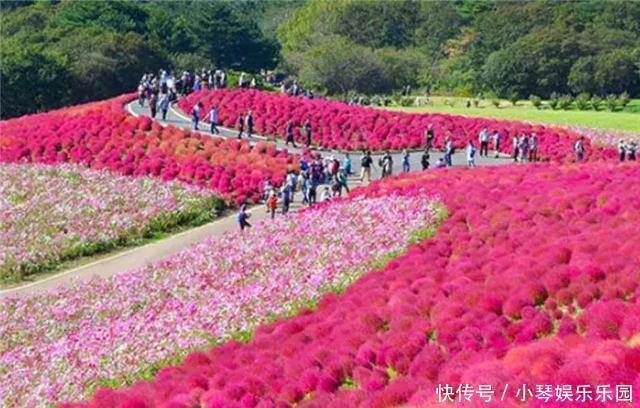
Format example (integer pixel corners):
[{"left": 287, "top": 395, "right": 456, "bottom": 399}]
[
  {"left": 529, "top": 133, "right": 538, "bottom": 162},
  {"left": 245, "top": 110, "right": 254, "bottom": 139},
  {"left": 237, "top": 204, "right": 251, "bottom": 231},
  {"left": 266, "top": 192, "right": 278, "bottom": 220},
  {"left": 137, "top": 83, "right": 146, "bottom": 106},
  {"left": 330, "top": 156, "right": 340, "bottom": 179},
  {"left": 286, "top": 171, "right": 297, "bottom": 203},
  {"left": 192, "top": 102, "right": 202, "bottom": 131},
  {"left": 512, "top": 135, "right": 520, "bottom": 162},
  {"left": 263, "top": 180, "right": 273, "bottom": 202},
  {"left": 444, "top": 137, "right": 454, "bottom": 167},
  {"left": 467, "top": 140, "right": 477, "bottom": 168},
  {"left": 209, "top": 106, "right": 220, "bottom": 135},
  {"left": 308, "top": 178, "right": 317, "bottom": 206},
  {"left": 575, "top": 136, "right": 585, "bottom": 162},
  {"left": 519, "top": 134, "right": 530, "bottom": 163},
  {"left": 492, "top": 130, "right": 501, "bottom": 158},
  {"left": 236, "top": 113, "right": 245, "bottom": 139},
  {"left": 285, "top": 120, "right": 296, "bottom": 147},
  {"left": 421, "top": 149, "right": 430, "bottom": 170},
  {"left": 149, "top": 93, "right": 158, "bottom": 119},
  {"left": 628, "top": 139, "right": 637, "bottom": 161},
  {"left": 343, "top": 153, "right": 352, "bottom": 175},
  {"left": 303, "top": 119, "right": 312, "bottom": 147},
  {"left": 425, "top": 124, "right": 435, "bottom": 152},
  {"left": 159, "top": 93, "right": 169, "bottom": 121},
  {"left": 402, "top": 149, "right": 410, "bottom": 173},
  {"left": 360, "top": 151, "right": 373, "bottom": 183},
  {"left": 281, "top": 184, "right": 292, "bottom": 214},
  {"left": 337, "top": 169, "right": 349, "bottom": 196},
  {"left": 380, "top": 151, "right": 393, "bottom": 178},
  {"left": 618, "top": 139, "right": 627, "bottom": 162},
  {"left": 478, "top": 128, "right": 490, "bottom": 157}
]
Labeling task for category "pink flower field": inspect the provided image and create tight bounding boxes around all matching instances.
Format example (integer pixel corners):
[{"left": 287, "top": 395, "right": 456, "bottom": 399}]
[
  {"left": 0, "top": 95, "right": 298, "bottom": 204},
  {"left": 2, "top": 91, "right": 638, "bottom": 408},
  {"left": 1, "top": 194, "right": 441, "bottom": 407},
  {"left": 179, "top": 89, "right": 617, "bottom": 162},
  {"left": 60, "top": 161, "right": 640, "bottom": 408},
  {"left": 0, "top": 162, "right": 215, "bottom": 282}
]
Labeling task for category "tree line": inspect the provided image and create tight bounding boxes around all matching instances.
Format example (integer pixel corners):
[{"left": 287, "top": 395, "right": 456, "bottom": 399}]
[
  {"left": 1, "top": 0, "right": 639, "bottom": 119},
  {"left": 0, "top": 0, "right": 282, "bottom": 118}
]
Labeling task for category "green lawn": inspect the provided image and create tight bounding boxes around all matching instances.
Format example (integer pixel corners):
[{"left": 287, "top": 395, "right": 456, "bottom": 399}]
[{"left": 384, "top": 97, "right": 640, "bottom": 133}]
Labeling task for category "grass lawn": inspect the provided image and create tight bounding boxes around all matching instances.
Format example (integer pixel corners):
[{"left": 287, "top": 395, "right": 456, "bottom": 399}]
[{"left": 384, "top": 97, "right": 640, "bottom": 133}]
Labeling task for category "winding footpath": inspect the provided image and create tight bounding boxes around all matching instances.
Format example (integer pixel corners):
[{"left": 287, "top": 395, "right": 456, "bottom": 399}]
[
  {"left": 127, "top": 100, "right": 510, "bottom": 175},
  {"left": 1, "top": 99, "right": 510, "bottom": 298}
]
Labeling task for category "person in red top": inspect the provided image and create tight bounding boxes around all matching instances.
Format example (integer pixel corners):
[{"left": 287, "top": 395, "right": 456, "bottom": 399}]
[{"left": 266, "top": 192, "right": 278, "bottom": 220}]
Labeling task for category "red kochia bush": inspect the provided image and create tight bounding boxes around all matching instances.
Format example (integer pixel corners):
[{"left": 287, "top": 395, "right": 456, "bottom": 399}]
[
  {"left": 179, "top": 89, "right": 617, "bottom": 162},
  {"left": 64, "top": 162, "right": 640, "bottom": 407},
  {"left": 0, "top": 94, "right": 298, "bottom": 204}
]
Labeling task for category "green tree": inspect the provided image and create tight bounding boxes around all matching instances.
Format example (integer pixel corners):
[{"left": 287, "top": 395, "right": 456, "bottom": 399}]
[
  {"left": 297, "top": 37, "right": 386, "bottom": 95},
  {"left": 55, "top": 30, "right": 167, "bottom": 103},
  {"left": 569, "top": 48, "right": 639, "bottom": 95},
  {"left": 52, "top": 0, "right": 149, "bottom": 35},
  {"left": 186, "top": 2, "right": 278, "bottom": 71},
  {"left": 333, "top": 0, "right": 419, "bottom": 49},
  {"left": 482, "top": 45, "right": 536, "bottom": 99},
  {"left": 0, "top": 42, "right": 72, "bottom": 118}
]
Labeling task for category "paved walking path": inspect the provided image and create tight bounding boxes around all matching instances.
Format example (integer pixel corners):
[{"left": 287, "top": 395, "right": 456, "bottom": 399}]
[
  {"left": 1, "top": 99, "right": 511, "bottom": 298},
  {"left": 127, "top": 100, "right": 510, "bottom": 176}
]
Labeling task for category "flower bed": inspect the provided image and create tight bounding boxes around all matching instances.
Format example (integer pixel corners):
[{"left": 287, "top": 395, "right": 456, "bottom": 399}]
[
  {"left": 179, "top": 89, "right": 617, "bottom": 161},
  {"left": 0, "top": 95, "right": 298, "bottom": 204},
  {"left": 0, "top": 194, "right": 442, "bottom": 407},
  {"left": 0, "top": 162, "right": 218, "bottom": 282},
  {"left": 63, "top": 162, "right": 640, "bottom": 407}
]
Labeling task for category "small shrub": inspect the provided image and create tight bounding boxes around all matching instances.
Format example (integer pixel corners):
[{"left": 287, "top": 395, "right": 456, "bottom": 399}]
[
  {"left": 606, "top": 94, "right": 618, "bottom": 111},
  {"left": 529, "top": 95, "right": 542, "bottom": 109},
  {"left": 591, "top": 95, "right": 602, "bottom": 111},
  {"left": 618, "top": 92, "right": 631, "bottom": 109},
  {"left": 472, "top": 99, "right": 480, "bottom": 108},
  {"left": 491, "top": 99, "right": 500, "bottom": 108},
  {"left": 370, "top": 95, "right": 382, "bottom": 106},
  {"left": 444, "top": 99, "right": 456, "bottom": 108},
  {"left": 508, "top": 93, "right": 519, "bottom": 106},
  {"left": 399, "top": 96, "right": 414, "bottom": 107},
  {"left": 549, "top": 92, "right": 560, "bottom": 110},
  {"left": 559, "top": 95, "right": 573, "bottom": 110},
  {"left": 575, "top": 93, "right": 590, "bottom": 110}
]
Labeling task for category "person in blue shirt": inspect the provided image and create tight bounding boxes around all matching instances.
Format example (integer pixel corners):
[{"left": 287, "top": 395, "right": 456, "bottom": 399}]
[
  {"left": 237, "top": 204, "right": 251, "bottom": 231},
  {"left": 402, "top": 149, "right": 410, "bottom": 172},
  {"left": 159, "top": 93, "right": 169, "bottom": 121},
  {"left": 343, "top": 153, "right": 352, "bottom": 175}
]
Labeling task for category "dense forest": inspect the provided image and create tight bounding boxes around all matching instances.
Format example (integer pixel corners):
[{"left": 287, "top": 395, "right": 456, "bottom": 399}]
[{"left": 1, "top": 0, "right": 639, "bottom": 118}]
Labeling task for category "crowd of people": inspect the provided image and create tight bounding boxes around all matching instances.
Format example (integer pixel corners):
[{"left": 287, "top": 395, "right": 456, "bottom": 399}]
[
  {"left": 133, "top": 70, "right": 633, "bottom": 230},
  {"left": 137, "top": 68, "right": 264, "bottom": 123},
  {"left": 617, "top": 139, "right": 638, "bottom": 161}
]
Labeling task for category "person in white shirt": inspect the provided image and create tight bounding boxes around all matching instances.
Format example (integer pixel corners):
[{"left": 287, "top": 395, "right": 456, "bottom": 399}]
[
  {"left": 467, "top": 140, "right": 477, "bottom": 168},
  {"left": 529, "top": 133, "right": 538, "bottom": 162},
  {"left": 321, "top": 185, "right": 332, "bottom": 202},
  {"left": 209, "top": 106, "right": 220, "bottom": 134},
  {"left": 618, "top": 139, "right": 627, "bottom": 162},
  {"left": 575, "top": 136, "right": 585, "bottom": 161},
  {"left": 492, "top": 131, "right": 501, "bottom": 158},
  {"left": 478, "top": 128, "right": 490, "bottom": 157}
]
